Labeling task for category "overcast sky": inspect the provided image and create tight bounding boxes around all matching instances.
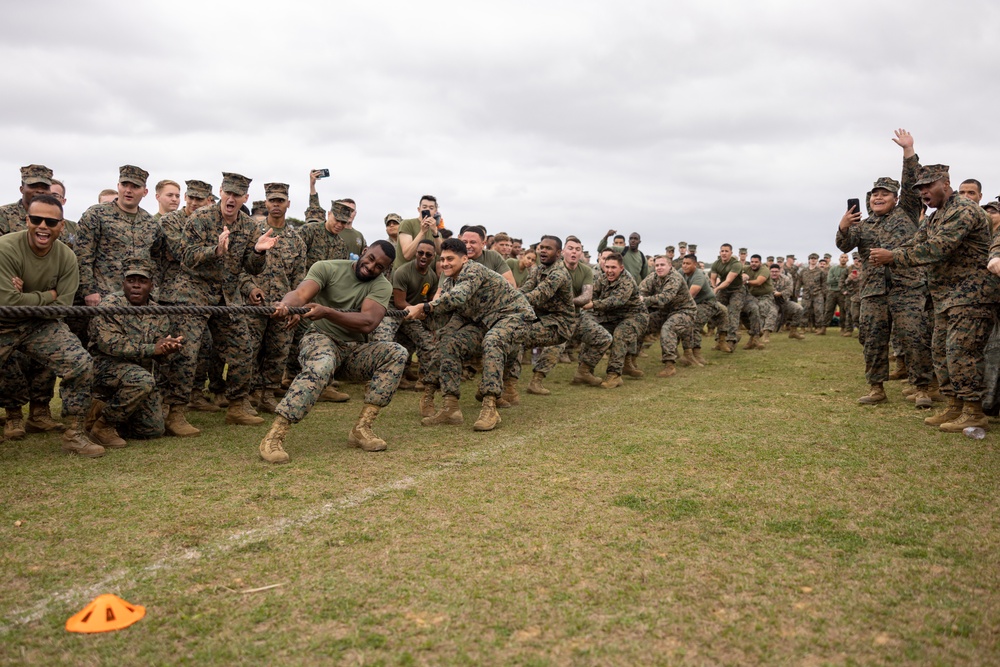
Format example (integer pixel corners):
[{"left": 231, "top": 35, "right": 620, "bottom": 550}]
[{"left": 4, "top": 0, "right": 999, "bottom": 262}]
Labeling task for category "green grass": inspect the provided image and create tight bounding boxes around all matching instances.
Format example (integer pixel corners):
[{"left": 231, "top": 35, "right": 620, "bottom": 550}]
[{"left": 1, "top": 333, "right": 999, "bottom": 665}]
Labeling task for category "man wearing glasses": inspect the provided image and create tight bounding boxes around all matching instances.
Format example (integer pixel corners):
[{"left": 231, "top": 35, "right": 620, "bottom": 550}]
[{"left": 0, "top": 194, "right": 103, "bottom": 457}]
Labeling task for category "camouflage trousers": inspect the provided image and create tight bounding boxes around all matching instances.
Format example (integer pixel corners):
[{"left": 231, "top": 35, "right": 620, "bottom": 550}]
[
  {"left": 522, "top": 315, "right": 570, "bottom": 375},
  {"left": 753, "top": 295, "right": 777, "bottom": 332},
  {"left": 849, "top": 299, "right": 861, "bottom": 336},
  {"left": 0, "top": 352, "right": 58, "bottom": 410},
  {"left": 771, "top": 298, "right": 804, "bottom": 331},
  {"left": 425, "top": 314, "right": 526, "bottom": 398},
  {"left": 276, "top": 331, "right": 406, "bottom": 423},
  {"left": 582, "top": 312, "right": 648, "bottom": 374},
  {"left": 717, "top": 289, "right": 759, "bottom": 342},
  {"left": 158, "top": 307, "right": 255, "bottom": 406},
  {"left": 372, "top": 314, "right": 439, "bottom": 383},
  {"left": 247, "top": 315, "right": 294, "bottom": 392},
  {"left": 824, "top": 291, "right": 848, "bottom": 330},
  {"left": 647, "top": 310, "right": 694, "bottom": 363},
  {"left": 536, "top": 312, "right": 611, "bottom": 376},
  {"left": 193, "top": 327, "right": 226, "bottom": 395},
  {"left": 92, "top": 357, "right": 164, "bottom": 438},
  {"left": 800, "top": 292, "right": 825, "bottom": 329},
  {"left": 686, "top": 301, "right": 728, "bottom": 350},
  {"left": 859, "top": 292, "right": 933, "bottom": 386},
  {"left": 0, "top": 320, "right": 92, "bottom": 417},
  {"left": 931, "top": 305, "right": 995, "bottom": 401}
]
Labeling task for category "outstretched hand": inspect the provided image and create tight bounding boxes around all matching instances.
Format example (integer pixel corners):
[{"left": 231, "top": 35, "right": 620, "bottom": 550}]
[
  {"left": 892, "top": 128, "right": 914, "bottom": 152},
  {"left": 255, "top": 228, "right": 278, "bottom": 252}
]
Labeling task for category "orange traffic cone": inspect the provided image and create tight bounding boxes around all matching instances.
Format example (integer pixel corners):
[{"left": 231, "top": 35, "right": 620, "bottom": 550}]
[{"left": 66, "top": 594, "right": 145, "bottom": 633}]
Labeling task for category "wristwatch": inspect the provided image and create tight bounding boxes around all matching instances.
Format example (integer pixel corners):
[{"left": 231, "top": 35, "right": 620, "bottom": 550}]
[{"left": 422, "top": 302, "right": 432, "bottom": 316}]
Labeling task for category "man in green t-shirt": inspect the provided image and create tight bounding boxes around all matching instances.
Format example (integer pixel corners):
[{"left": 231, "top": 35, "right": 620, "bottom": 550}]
[
  {"left": 397, "top": 195, "right": 443, "bottom": 263},
  {"left": 681, "top": 253, "right": 726, "bottom": 365},
  {"left": 742, "top": 254, "right": 773, "bottom": 346},
  {"left": 460, "top": 225, "right": 515, "bottom": 285},
  {"left": 709, "top": 243, "right": 746, "bottom": 352},
  {"left": 258, "top": 241, "right": 407, "bottom": 463}
]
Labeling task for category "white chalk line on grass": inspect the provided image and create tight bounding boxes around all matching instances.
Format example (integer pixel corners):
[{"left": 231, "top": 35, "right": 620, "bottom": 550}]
[{"left": 1, "top": 383, "right": 672, "bottom": 632}]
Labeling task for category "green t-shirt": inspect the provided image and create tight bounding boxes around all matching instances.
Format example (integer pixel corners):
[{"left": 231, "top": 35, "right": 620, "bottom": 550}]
[
  {"left": 684, "top": 268, "right": 716, "bottom": 304},
  {"left": 392, "top": 261, "right": 438, "bottom": 306},
  {"left": 506, "top": 257, "right": 532, "bottom": 286},
  {"left": 710, "top": 257, "right": 743, "bottom": 293},
  {"left": 0, "top": 232, "right": 79, "bottom": 324},
  {"left": 567, "top": 262, "right": 594, "bottom": 298},
  {"left": 473, "top": 249, "right": 510, "bottom": 276},
  {"left": 304, "top": 260, "right": 391, "bottom": 343},
  {"left": 745, "top": 265, "right": 773, "bottom": 297},
  {"left": 338, "top": 227, "right": 366, "bottom": 257}
]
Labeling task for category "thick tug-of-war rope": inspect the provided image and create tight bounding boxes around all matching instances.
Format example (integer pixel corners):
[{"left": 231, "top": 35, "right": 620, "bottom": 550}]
[{"left": 0, "top": 305, "right": 411, "bottom": 318}]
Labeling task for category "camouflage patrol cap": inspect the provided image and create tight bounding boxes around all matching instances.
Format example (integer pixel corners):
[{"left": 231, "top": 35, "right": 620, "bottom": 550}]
[
  {"left": 331, "top": 201, "right": 353, "bottom": 223},
  {"left": 983, "top": 201, "right": 1000, "bottom": 213},
  {"left": 118, "top": 165, "right": 149, "bottom": 187},
  {"left": 678, "top": 241, "right": 687, "bottom": 247},
  {"left": 221, "top": 172, "right": 252, "bottom": 196},
  {"left": 688, "top": 244, "right": 697, "bottom": 253},
  {"left": 20, "top": 164, "right": 53, "bottom": 186},
  {"left": 264, "top": 182, "right": 289, "bottom": 201},
  {"left": 766, "top": 256, "right": 774, "bottom": 263},
  {"left": 738, "top": 247, "right": 748, "bottom": 254},
  {"left": 123, "top": 259, "right": 154, "bottom": 280},
  {"left": 852, "top": 252, "right": 860, "bottom": 260},
  {"left": 808, "top": 252, "right": 819, "bottom": 260},
  {"left": 871, "top": 176, "right": 900, "bottom": 194},
  {"left": 305, "top": 206, "right": 326, "bottom": 223},
  {"left": 184, "top": 179, "right": 213, "bottom": 199},
  {"left": 251, "top": 200, "right": 267, "bottom": 216},
  {"left": 823, "top": 253, "right": 832, "bottom": 259},
  {"left": 665, "top": 245, "right": 675, "bottom": 252},
  {"left": 384, "top": 213, "right": 402, "bottom": 226},
  {"left": 911, "top": 164, "right": 949, "bottom": 189},
  {"left": 786, "top": 254, "right": 795, "bottom": 259}
]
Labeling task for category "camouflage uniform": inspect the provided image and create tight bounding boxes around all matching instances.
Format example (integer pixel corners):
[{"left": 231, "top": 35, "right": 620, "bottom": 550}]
[
  {"left": 88, "top": 292, "right": 171, "bottom": 437},
  {"left": 798, "top": 265, "right": 826, "bottom": 329},
  {"left": 824, "top": 263, "right": 849, "bottom": 330},
  {"left": 684, "top": 267, "right": 727, "bottom": 350},
  {"left": 744, "top": 264, "right": 776, "bottom": 333},
  {"left": 519, "top": 261, "right": 576, "bottom": 375},
  {"left": 836, "top": 157, "right": 934, "bottom": 386},
  {"left": 424, "top": 261, "right": 533, "bottom": 398},
  {"left": 371, "top": 261, "right": 439, "bottom": 384},
  {"left": 76, "top": 201, "right": 163, "bottom": 300},
  {"left": 244, "top": 208, "right": 307, "bottom": 394},
  {"left": 711, "top": 257, "right": 753, "bottom": 343},
  {"left": 639, "top": 270, "right": 695, "bottom": 363},
  {"left": 535, "top": 262, "right": 609, "bottom": 375},
  {"left": 895, "top": 187, "right": 998, "bottom": 401},
  {"left": 841, "top": 264, "right": 862, "bottom": 335},
  {"left": 771, "top": 272, "right": 805, "bottom": 330},
  {"left": 157, "top": 202, "right": 266, "bottom": 406},
  {"left": 581, "top": 271, "right": 648, "bottom": 374},
  {"left": 0, "top": 200, "right": 28, "bottom": 236}
]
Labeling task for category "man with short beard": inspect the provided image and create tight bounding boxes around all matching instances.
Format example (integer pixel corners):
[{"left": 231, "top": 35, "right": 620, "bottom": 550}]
[
  {"left": 681, "top": 253, "right": 727, "bottom": 365},
  {"left": 260, "top": 241, "right": 406, "bottom": 462},
  {"left": 405, "top": 237, "right": 533, "bottom": 431},
  {"left": 838, "top": 129, "right": 934, "bottom": 407},
  {"left": 0, "top": 194, "right": 101, "bottom": 457},
  {"left": 580, "top": 254, "right": 648, "bottom": 388},
  {"left": 742, "top": 254, "right": 773, "bottom": 346},
  {"left": 157, "top": 172, "right": 278, "bottom": 436},
  {"left": 639, "top": 256, "right": 696, "bottom": 376},
  {"left": 520, "top": 236, "right": 576, "bottom": 397}
]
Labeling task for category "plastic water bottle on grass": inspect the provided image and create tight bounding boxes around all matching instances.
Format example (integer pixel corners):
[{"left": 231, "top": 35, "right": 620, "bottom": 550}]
[{"left": 963, "top": 427, "right": 986, "bottom": 440}]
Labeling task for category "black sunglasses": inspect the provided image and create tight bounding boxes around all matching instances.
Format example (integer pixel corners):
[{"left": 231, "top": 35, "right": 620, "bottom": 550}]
[{"left": 28, "top": 215, "right": 62, "bottom": 227}]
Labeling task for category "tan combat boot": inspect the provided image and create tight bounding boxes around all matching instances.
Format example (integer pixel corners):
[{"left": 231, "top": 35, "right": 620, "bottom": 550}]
[
  {"left": 84, "top": 399, "right": 105, "bottom": 432},
  {"left": 212, "top": 394, "right": 229, "bottom": 408},
  {"left": 901, "top": 383, "right": 918, "bottom": 397},
  {"left": 497, "top": 378, "right": 520, "bottom": 408},
  {"left": 26, "top": 402, "right": 63, "bottom": 432},
  {"left": 712, "top": 334, "right": 726, "bottom": 351},
  {"left": 721, "top": 338, "right": 734, "bottom": 353},
  {"left": 910, "top": 387, "right": 933, "bottom": 410},
  {"left": 249, "top": 389, "right": 262, "bottom": 409},
  {"left": 526, "top": 371, "right": 551, "bottom": 395},
  {"left": 789, "top": 327, "right": 805, "bottom": 340},
  {"left": 888, "top": 357, "right": 907, "bottom": 380},
  {"left": 61, "top": 417, "right": 105, "bottom": 458},
  {"left": 421, "top": 395, "right": 463, "bottom": 426},
  {"left": 257, "top": 390, "right": 279, "bottom": 414},
  {"left": 473, "top": 396, "right": 501, "bottom": 432},
  {"left": 165, "top": 405, "right": 201, "bottom": 437},
  {"left": 677, "top": 349, "right": 694, "bottom": 367},
  {"left": 259, "top": 416, "right": 291, "bottom": 464},
  {"left": 572, "top": 363, "right": 603, "bottom": 386},
  {"left": 601, "top": 372, "right": 624, "bottom": 389},
  {"left": 319, "top": 385, "right": 351, "bottom": 402},
  {"left": 657, "top": 361, "right": 676, "bottom": 378},
  {"left": 622, "top": 355, "right": 644, "bottom": 377},
  {"left": 924, "top": 397, "right": 962, "bottom": 426},
  {"left": 857, "top": 383, "right": 887, "bottom": 405},
  {"left": 4, "top": 408, "right": 25, "bottom": 440},
  {"left": 226, "top": 399, "right": 265, "bottom": 425},
  {"left": 761, "top": 330, "right": 771, "bottom": 345},
  {"left": 348, "top": 404, "right": 388, "bottom": 451},
  {"left": 188, "top": 389, "right": 222, "bottom": 412},
  {"left": 841, "top": 329, "right": 852, "bottom": 337},
  {"left": 939, "top": 400, "right": 989, "bottom": 433},
  {"left": 744, "top": 335, "right": 762, "bottom": 350},
  {"left": 692, "top": 349, "right": 707, "bottom": 366},
  {"left": 90, "top": 416, "right": 127, "bottom": 448},
  {"left": 419, "top": 385, "right": 437, "bottom": 418},
  {"left": 817, "top": 327, "right": 827, "bottom": 336}
]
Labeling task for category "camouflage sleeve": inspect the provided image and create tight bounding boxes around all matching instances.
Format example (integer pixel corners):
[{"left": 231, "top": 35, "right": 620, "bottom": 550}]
[
  {"left": 431, "top": 268, "right": 483, "bottom": 313},
  {"left": 90, "top": 314, "right": 157, "bottom": 359},
  {"left": 892, "top": 207, "right": 968, "bottom": 268},
  {"left": 519, "top": 267, "right": 539, "bottom": 295},
  {"left": 522, "top": 269, "right": 568, "bottom": 310},
  {"left": 898, "top": 155, "right": 921, "bottom": 222},
  {"left": 241, "top": 242, "right": 267, "bottom": 276},
  {"left": 637, "top": 275, "right": 667, "bottom": 308},
  {"left": 75, "top": 206, "right": 99, "bottom": 295},
  {"left": 180, "top": 216, "right": 220, "bottom": 270},
  {"left": 592, "top": 278, "right": 631, "bottom": 312},
  {"left": 308, "top": 193, "right": 321, "bottom": 212},
  {"left": 835, "top": 225, "right": 860, "bottom": 254},
  {"left": 238, "top": 272, "right": 260, "bottom": 300},
  {"left": 291, "top": 237, "right": 308, "bottom": 288}
]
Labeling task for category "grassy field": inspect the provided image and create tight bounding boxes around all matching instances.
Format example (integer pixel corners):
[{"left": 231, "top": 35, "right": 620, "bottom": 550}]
[{"left": 1, "top": 333, "right": 998, "bottom": 665}]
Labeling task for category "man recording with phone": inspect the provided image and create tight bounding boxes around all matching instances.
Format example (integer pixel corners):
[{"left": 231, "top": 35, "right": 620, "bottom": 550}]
[{"left": 398, "top": 195, "right": 443, "bottom": 262}]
